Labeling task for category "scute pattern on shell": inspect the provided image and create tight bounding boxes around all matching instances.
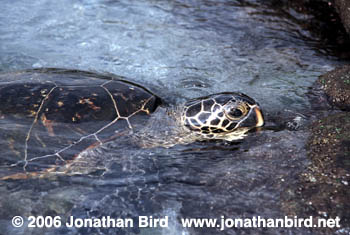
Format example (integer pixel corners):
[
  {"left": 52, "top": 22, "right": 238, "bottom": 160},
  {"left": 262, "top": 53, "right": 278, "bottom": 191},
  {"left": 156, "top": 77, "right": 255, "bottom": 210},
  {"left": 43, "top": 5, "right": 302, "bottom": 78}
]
[{"left": 0, "top": 68, "right": 161, "bottom": 179}]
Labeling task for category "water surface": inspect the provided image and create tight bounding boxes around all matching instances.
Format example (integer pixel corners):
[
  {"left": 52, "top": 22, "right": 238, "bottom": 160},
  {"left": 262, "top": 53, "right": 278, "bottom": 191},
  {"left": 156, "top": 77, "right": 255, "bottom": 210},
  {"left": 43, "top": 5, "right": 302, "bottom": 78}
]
[{"left": 0, "top": 0, "right": 345, "bottom": 234}]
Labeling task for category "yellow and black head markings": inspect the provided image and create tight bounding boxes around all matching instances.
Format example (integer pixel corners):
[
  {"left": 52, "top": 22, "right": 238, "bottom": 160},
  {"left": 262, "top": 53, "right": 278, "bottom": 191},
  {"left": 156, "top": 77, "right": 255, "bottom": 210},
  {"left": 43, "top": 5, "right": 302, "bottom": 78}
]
[
  {"left": 181, "top": 92, "right": 264, "bottom": 140},
  {"left": 0, "top": 68, "right": 264, "bottom": 180}
]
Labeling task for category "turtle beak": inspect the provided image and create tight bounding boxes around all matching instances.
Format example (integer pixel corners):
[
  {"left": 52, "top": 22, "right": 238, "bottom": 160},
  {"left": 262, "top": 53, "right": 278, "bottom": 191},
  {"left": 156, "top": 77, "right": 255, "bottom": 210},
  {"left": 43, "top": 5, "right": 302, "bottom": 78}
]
[
  {"left": 236, "top": 104, "right": 264, "bottom": 129},
  {"left": 253, "top": 106, "right": 264, "bottom": 127}
]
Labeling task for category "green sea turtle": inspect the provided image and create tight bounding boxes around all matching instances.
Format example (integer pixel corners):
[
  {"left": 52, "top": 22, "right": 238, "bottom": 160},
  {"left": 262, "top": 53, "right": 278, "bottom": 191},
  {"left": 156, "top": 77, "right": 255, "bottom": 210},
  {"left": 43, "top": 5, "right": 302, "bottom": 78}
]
[{"left": 0, "top": 68, "right": 264, "bottom": 180}]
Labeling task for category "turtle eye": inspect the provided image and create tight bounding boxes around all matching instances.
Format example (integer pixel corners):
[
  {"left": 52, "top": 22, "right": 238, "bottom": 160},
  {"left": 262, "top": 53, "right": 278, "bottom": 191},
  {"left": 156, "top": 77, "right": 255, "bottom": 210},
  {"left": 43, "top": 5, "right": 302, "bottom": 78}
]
[
  {"left": 225, "top": 108, "right": 243, "bottom": 120},
  {"left": 224, "top": 104, "right": 248, "bottom": 121},
  {"left": 229, "top": 109, "right": 243, "bottom": 118}
]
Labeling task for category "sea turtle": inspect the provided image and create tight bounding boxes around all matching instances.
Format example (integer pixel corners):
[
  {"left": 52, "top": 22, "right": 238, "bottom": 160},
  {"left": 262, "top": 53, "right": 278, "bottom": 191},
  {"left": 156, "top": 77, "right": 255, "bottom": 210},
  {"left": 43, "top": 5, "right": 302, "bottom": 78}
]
[{"left": 0, "top": 68, "right": 264, "bottom": 180}]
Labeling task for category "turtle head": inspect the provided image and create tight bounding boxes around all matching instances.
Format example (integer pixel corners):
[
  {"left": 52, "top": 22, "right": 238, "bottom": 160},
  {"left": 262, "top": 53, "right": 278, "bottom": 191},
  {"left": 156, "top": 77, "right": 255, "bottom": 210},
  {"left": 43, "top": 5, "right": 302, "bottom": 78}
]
[{"left": 182, "top": 92, "right": 264, "bottom": 140}]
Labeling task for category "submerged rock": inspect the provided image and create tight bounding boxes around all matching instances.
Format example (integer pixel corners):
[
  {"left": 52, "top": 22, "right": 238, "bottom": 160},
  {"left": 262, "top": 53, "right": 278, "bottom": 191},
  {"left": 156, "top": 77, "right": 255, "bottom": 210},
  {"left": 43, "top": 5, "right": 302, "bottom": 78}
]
[
  {"left": 318, "top": 65, "right": 350, "bottom": 111},
  {"left": 334, "top": 0, "right": 350, "bottom": 36}
]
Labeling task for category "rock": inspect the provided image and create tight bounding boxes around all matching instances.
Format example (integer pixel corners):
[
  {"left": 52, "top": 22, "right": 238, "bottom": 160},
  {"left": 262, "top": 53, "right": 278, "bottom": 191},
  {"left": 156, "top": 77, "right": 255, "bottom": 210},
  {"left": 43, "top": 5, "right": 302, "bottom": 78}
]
[
  {"left": 307, "top": 113, "right": 350, "bottom": 186},
  {"left": 305, "top": 112, "right": 350, "bottom": 224},
  {"left": 334, "top": 0, "right": 350, "bottom": 36},
  {"left": 282, "top": 112, "right": 350, "bottom": 233},
  {"left": 284, "top": 0, "right": 350, "bottom": 59},
  {"left": 318, "top": 65, "right": 350, "bottom": 111}
]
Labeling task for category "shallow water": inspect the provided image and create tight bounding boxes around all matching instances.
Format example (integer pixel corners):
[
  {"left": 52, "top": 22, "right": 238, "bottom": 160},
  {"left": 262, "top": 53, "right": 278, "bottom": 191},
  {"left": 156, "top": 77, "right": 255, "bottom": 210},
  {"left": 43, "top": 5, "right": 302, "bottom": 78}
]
[{"left": 0, "top": 0, "right": 346, "bottom": 234}]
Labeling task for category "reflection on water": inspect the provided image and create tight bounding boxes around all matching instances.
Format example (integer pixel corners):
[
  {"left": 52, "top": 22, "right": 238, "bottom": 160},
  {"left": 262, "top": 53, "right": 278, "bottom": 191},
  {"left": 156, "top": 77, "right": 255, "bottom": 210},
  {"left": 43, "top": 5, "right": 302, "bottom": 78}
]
[{"left": 0, "top": 0, "right": 346, "bottom": 234}]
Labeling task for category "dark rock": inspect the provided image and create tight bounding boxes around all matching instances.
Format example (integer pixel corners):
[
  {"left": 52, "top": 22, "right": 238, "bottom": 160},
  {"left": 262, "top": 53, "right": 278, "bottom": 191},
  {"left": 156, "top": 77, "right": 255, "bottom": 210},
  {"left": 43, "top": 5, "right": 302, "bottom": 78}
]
[
  {"left": 307, "top": 112, "right": 350, "bottom": 188},
  {"left": 318, "top": 65, "right": 350, "bottom": 111},
  {"left": 282, "top": 112, "right": 350, "bottom": 233},
  {"left": 334, "top": 0, "right": 350, "bottom": 36},
  {"left": 278, "top": 0, "right": 350, "bottom": 58}
]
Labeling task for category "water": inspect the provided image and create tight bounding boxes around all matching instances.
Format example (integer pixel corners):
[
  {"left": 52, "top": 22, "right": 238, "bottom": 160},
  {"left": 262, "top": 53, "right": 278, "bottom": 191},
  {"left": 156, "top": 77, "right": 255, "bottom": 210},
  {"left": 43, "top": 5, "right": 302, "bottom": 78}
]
[{"left": 0, "top": 0, "right": 346, "bottom": 234}]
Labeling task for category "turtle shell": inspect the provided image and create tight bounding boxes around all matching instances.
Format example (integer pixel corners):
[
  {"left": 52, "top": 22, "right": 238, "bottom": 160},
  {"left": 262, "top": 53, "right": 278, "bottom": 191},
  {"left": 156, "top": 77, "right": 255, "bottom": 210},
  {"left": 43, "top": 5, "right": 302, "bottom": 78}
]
[{"left": 0, "top": 68, "right": 161, "bottom": 179}]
